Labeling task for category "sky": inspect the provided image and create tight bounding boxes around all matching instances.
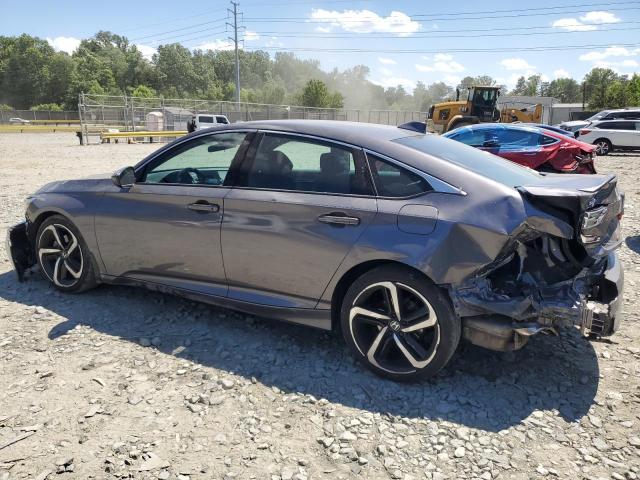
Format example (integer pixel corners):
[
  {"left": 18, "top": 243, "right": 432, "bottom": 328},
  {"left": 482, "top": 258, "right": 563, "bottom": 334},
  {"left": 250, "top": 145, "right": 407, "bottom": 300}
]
[{"left": 1, "top": 0, "right": 640, "bottom": 91}]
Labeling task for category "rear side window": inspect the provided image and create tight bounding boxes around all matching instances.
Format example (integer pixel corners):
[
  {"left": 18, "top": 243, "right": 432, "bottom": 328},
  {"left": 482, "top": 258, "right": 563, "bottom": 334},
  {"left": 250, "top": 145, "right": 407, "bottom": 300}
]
[
  {"left": 540, "top": 134, "right": 558, "bottom": 145},
  {"left": 198, "top": 116, "right": 214, "bottom": 123},
  {"left": 597, "top": 121, "right": 634, "bottom": 130},
  {"left": 366, "top": 154, "right": 432, "bottom": 197},
  {"left": 241, "top": 133, "right": 373, "bottom": 195}
]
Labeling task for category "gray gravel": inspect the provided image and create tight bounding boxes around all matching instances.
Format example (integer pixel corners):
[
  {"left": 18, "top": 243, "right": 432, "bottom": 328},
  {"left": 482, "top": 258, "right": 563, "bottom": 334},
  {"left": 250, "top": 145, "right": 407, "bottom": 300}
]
[{"left": 0, "top": 133, "right": 639, "bottom": 479}]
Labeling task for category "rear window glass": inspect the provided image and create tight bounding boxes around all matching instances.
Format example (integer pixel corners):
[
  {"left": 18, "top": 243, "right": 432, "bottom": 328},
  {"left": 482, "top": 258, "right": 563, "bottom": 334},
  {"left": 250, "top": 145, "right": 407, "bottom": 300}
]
[{"left": 393, "top": 134, "right": 544, "bottom": 188}]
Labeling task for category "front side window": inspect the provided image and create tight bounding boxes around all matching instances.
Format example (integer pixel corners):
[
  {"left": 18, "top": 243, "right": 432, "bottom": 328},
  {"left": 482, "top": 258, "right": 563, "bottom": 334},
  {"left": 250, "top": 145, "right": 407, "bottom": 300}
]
[
  {"left": 143, "top": 132, "right": 248, "bottom": 185},
  {"left": 367, "top": 154, "right": 432, "bottom": 197},
  {"left": 241, "top": 133, "right": 372, "bottom": 195},
  {"left": 216, "top": 116, "right": 229, "bottom": 124}
]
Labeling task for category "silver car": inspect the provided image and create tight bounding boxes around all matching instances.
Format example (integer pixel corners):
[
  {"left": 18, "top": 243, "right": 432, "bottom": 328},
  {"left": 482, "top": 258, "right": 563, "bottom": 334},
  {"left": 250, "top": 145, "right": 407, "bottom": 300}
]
[{"left": 6, "top": 120, "right": 624, "bottom": 381}]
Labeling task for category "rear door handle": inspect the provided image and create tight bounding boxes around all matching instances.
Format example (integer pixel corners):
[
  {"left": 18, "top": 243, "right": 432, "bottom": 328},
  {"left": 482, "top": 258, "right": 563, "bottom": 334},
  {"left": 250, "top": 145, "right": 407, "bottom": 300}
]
[
  {"left": 187, "top": 201, "right": 220, "bottom": 213},
  {"left": 317, "top": 212, "right": 360, "bottom": 226}
]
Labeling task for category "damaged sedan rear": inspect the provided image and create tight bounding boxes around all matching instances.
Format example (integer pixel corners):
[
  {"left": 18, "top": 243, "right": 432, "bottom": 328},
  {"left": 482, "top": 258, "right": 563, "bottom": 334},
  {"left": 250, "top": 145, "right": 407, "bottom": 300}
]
[{"left": 5, "top": 121, "right": 624, "bottom": 381}]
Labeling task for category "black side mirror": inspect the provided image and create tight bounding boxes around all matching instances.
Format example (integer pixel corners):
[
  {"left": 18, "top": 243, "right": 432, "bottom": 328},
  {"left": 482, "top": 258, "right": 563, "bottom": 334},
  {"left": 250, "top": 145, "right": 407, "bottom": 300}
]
[
  {"left": 112, "top": 166, "right": 136, "bottom": 188},
  {"left": 482, "top": 139, "right": 500, "bottom": 148}
]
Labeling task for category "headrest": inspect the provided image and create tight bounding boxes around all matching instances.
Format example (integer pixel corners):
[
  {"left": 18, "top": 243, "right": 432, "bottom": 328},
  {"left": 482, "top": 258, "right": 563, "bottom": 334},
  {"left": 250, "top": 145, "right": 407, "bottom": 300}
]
[
  {"left": 320, "top": 153, "right": 347, "bottom": 175},
  {"left": 269, "top": 151, "right": 292, "bottom": 172}
]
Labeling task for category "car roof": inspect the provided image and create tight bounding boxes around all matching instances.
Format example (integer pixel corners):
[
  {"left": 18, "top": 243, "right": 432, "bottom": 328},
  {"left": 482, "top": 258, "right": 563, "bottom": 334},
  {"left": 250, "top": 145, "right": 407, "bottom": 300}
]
[
  {"left": 592, "top": 118, "right": 640, "bottom": 123},
  {"left": 444, "top": 123, "right": 548, "bottom": 135},
  {"left": 199, "top": 119, "right": 421, "bottom": 147}
]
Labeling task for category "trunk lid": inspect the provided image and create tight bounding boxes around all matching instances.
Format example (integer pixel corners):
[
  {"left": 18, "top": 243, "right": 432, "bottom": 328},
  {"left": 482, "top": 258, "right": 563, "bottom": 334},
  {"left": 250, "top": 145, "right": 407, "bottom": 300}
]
[{"left": 517, "top": 173, "right": 623, "bottom": 256}]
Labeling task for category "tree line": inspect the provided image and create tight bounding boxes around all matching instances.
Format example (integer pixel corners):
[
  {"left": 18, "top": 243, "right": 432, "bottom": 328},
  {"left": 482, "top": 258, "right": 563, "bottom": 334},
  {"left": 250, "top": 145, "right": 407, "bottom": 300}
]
[{"left": 1, "top": 32, "right": 639, "bottom": 112}]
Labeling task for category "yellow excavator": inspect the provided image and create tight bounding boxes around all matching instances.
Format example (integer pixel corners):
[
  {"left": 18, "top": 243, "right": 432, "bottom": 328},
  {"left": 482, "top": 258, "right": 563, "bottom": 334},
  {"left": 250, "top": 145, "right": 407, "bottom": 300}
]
[{"left": 426, "top": 85, "right": 542, "bottom": 134}]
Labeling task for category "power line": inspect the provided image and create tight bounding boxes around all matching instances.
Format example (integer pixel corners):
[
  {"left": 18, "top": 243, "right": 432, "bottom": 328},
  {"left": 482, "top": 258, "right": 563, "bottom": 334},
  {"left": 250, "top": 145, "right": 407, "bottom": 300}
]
[
  {"left": 243, "top": 42, "right": 640, "bottom": 54},
  {"left": 243, "top": 5, "right": 640, "bottom": 22},
  {"left": 246, "top": 23, "right": 640, "bottom": 40},
  {"left": 129, "top": 18, "right": 228, "bottom": 42}
]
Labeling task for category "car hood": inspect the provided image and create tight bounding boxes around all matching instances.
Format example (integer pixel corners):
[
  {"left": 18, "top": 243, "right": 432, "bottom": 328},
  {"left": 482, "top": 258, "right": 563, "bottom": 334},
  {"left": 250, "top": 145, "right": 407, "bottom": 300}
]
[
  {"left": 560, "top": 120, "right": 589, "bottom": 128},
  {"left": 34, "top": 174, "right": 115, "bottom": 194}
]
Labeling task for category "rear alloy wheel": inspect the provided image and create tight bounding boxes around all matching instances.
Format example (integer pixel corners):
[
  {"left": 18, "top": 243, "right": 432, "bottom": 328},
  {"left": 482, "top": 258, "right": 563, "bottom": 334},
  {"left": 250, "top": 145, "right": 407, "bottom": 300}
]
[
  {"left": 340, "top": 266, "right": 460, "bottom": 381},
  {"left": 594, "top": 139, "right": 612, "bottom": 156},
  {"left": 36, "top": 215, "right": 97, "bottom": 293}
]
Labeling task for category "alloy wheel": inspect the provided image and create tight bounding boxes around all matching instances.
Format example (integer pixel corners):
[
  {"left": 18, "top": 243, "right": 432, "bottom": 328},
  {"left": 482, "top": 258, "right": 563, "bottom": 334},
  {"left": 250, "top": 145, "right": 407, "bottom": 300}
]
[
  {"left": 37, "top": 224, "right": 84, "bottom": 288},
  {"left": 596, "top": 141, "right": 610, "bottom": 155},
  {"left": 348, "top": 281, "right": 440, "bottom": 375}
]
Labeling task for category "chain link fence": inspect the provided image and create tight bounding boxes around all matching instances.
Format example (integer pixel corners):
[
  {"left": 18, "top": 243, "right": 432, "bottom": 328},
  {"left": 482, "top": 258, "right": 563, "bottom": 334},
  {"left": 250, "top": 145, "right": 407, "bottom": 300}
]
[
  {"left": 0, "top": 110, "right": 79, "bottom": 123},
  {"left": 78, "top": 94, "right": 427, "bottom": 144}
]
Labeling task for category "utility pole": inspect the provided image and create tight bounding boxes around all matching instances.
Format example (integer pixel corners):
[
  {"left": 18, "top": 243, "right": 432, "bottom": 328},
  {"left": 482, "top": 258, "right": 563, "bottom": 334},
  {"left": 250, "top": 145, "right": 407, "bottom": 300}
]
[{"left": 228, "top": 1, "right": 241, "bottom": 108}]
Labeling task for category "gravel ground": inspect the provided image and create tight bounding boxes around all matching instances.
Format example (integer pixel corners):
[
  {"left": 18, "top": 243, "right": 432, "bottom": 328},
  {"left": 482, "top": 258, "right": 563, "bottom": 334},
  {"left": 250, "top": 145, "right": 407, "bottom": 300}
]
[{"left": 0, "top": 132, "right": 639, "bottom": 480}]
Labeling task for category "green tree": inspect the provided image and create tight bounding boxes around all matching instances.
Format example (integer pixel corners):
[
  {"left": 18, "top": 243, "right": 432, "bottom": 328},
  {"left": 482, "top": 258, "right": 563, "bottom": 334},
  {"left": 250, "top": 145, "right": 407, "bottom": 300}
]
[
  {"left": 584, "top": 68, "right": 619, "bottom": 109},
  {"left": 628, "top": 74, "right": 640, "bottom": 107},
  {"left": 29, "top": 103, "right": 62, "bottom": 111},
  {"left": 546, "top": 78, "right": 581, "bottom": 103},
  {"left": 510, "top": 76, "right": 527, "bottom": 95},
  {"left": 130, "top": 84, "right": 156, "bottom": 98},
  {"left": 299, "top": 79, "right": 338, "bottom": 107}
]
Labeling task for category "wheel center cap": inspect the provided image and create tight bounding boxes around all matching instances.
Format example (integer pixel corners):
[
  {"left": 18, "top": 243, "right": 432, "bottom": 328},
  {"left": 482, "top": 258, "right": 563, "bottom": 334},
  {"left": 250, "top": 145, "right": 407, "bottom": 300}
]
[{"left": 389, "top": 320, "right": 401, "bottom": 332}]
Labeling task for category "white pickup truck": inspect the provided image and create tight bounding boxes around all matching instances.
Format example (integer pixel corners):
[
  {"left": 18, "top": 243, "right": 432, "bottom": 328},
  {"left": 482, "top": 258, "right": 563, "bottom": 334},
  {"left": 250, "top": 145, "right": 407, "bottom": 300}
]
[{"left": 194, "top": 114, "right": 230, "bottom": 130}]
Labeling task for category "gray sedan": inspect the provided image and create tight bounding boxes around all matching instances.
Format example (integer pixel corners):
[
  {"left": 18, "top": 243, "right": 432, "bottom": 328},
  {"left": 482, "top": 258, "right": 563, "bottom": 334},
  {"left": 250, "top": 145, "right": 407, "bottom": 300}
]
[{"left": 6, "top": 120, "right": 624, "bottom": 381}]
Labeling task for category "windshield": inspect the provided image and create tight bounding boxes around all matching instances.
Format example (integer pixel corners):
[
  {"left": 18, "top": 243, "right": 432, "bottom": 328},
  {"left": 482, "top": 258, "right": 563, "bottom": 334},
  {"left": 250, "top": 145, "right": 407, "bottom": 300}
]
[
  {"left": 588, "top": 111, "right": 609, "bottom": 121},
  {"left": 393, "top": 134, "right": 544, "bottom": 188}
]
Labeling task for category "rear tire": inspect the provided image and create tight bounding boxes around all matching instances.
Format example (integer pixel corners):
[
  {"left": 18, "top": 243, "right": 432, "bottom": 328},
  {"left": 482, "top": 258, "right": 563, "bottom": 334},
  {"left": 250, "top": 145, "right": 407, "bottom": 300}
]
[
  {"left": 340, "top": 265, "right": 460, "bottom": 382},
  {"left": 35, "top": 215, "right": 98, "bottom": 293},
  {"left": 594, "top": 138, "right": 613, "bottom": 156}
]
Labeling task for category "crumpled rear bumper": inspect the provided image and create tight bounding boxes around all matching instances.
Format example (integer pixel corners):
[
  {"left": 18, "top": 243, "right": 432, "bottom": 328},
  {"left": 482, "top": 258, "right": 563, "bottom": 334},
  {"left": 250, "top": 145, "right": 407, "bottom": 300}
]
[
  {"left": 580, "top": 251, "right": 623, "bottom": 336},
  {"left": 6, "top": 221, "right": 34, "bottom": 281}
]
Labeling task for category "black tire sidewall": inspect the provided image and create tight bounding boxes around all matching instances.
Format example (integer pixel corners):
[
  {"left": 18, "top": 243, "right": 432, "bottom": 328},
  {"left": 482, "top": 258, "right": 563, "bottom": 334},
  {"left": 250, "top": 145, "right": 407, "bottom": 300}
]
[
  {"left": 339, "top": 265, "right": 460, "bottom": 382},
  {"left": 36, "top": 215, "right": 97, "bottom": 293}
]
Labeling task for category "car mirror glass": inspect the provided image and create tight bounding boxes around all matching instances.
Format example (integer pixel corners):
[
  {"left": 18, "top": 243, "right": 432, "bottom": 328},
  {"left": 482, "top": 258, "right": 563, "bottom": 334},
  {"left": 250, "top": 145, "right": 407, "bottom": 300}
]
[{"left": 112, "top": 166, "right": 136, "bottom": 188}]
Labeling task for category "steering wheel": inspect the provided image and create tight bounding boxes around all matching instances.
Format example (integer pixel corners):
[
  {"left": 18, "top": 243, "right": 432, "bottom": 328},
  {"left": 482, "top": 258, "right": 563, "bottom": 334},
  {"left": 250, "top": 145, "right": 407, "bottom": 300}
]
[{"left": 177, "top": 167, "right": 204, "bottom": 184}]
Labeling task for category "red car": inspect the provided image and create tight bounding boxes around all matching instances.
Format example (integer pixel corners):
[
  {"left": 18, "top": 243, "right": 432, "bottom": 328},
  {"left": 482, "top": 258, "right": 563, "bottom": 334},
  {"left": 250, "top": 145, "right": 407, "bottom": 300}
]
[{"left": 443, "top": 123, "right": 596, "bottom": 174}]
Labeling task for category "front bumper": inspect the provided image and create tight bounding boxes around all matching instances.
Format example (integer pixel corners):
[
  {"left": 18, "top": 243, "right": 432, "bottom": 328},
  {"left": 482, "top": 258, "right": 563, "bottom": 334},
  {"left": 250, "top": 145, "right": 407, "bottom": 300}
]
[{"left": 6, "top": 221, "right": 34, "bottom": 281}]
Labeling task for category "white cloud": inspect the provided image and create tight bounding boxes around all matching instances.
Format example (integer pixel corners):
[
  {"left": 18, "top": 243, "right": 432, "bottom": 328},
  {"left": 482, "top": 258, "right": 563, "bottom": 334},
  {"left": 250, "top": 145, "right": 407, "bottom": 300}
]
[
  {"left": 415, "top": 53, "right": 465, "bottom": 73},
  {"left": 551, "top": 18, "right": 597, "bottom": 31},
  {"left": 194, "top": 39, "right": 235, "bottom": 51},
  {"left": 443, "top": 74, "right": 462, "bottom": 87},
  {"left": 310, "top": 9, "right": 421, "bottom": 36},
  {"left": 46, "top": 36, "right": 80, "bottom": 54},
  {"left": 244, "top": 30, "right": 260, "bottom": 41},
  {"left": 379, "top": 67, "right": 393, "bottom": 76},
  {"left": 579, "top": 46, "right": 640, "bottom": 61},
  {"left": 378, "top": 57, "right": 396, "bottom": 65},
  {"left": 552, "top": 10, "right": 621, "bottom": 31},
  {"left": 553, "top": 68, "right": 571, "bottom": 79},
  {"left": 371, "top": 76, "right": 416, "bottom": 90},
  {"left": 135, "top": 44, "right": 157, "bottom": 61},
  {"left": 266, "top": 37, "right": 283, "bottom": 48},
  {"left": 500, "top": 58, "right": 536, "bottom": 71},
  {"left": 579, "top": 11, "right": 621, "bottom": 24}
]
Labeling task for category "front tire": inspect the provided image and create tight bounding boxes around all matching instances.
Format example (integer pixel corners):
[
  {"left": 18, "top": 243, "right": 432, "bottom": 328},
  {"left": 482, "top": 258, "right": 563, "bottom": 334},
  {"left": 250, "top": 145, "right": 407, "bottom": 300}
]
[
  {"left": 36, "top": 215, "right": 98, "bottom": 293},
  {"left": 594, "top": 138, "right": 613, "bottom": 156},
  {"left": 340, "top": 265, "right": 460, "bottom": 381}
]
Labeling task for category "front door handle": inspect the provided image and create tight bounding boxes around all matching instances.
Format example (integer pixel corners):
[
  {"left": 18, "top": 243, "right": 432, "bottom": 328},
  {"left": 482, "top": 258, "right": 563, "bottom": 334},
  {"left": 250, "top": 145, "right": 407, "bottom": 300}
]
[
  {"left": 318, "top": 212, "right": 360, "bottom": 226},
  {"left": 187, "top": 201, "right": 220, "bottom": 213}
]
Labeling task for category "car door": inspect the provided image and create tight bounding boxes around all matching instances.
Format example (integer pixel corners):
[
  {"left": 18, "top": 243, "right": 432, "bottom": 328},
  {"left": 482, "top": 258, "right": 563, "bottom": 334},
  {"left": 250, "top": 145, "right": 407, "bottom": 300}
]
[
  {"left": 95, "top": 131, "right": 253, "bottom": 297},
  {"left": 221, "top": 131, "right": 377, "bottom": 309},
  {"left": 634, "top": 121, "right": 640, "bottom": 147}
]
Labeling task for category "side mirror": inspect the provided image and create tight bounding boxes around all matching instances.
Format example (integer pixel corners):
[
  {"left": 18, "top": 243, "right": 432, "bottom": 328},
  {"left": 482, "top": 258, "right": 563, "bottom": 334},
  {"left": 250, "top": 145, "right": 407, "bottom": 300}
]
[{"left": 112, "top": 166, "right": 136, "bottom": 188}]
